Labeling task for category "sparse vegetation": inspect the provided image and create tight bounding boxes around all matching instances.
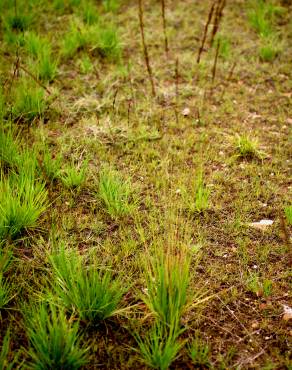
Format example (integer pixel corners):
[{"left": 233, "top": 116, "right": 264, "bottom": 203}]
[
  {"left": 0, "top": 0, "right": 290, "bottom": 368},
  {"left": 98, "top": 166, "right": 137, "bottom": 218}
]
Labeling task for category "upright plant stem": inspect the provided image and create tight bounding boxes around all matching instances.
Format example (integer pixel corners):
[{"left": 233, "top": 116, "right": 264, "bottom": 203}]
[
  {"left": 197, "top": 1, "right": 216, "bottom": 64},
  {"left": 212, "top": 39, "right": 220, "bottom": 84},
  {"left": 138, "top": 0, "right": 156, "bottom": 97},
  {"left": 161, "top": 0, "right": 169, "bottom": 55},
  {"left": 174, "top": 58, "right": 179, "bottom": 124},
  {"left": 209, "top": 0, "right": 226, "bottom": 47}
]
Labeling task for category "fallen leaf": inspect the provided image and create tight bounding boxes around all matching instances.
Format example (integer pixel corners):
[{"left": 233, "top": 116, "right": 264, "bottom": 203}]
[
  {"left": 282, "top": 304, "right": 292, "bottom": 321},
  {"left": 249, "top": 219, "right": 274, "bottom": 231}
]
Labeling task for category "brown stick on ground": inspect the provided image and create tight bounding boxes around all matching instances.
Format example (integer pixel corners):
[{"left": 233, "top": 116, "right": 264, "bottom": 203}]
[
  {"left": 161, "top": 0, "right": 169, "bottom": 55},
  {"left": 197, "top": 1, "right": 216, "bottom": 64},
  {"left": 138, "top": 0, "right": 156, "bottom": 97},
  {"left": 212, "top": 39, "right": 220, "bottom": 84},
  {"left": 209, "top": 0, "right": 226, "bottom": 47}
]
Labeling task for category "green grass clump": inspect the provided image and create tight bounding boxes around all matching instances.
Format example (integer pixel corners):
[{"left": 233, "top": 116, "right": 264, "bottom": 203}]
[
  {"left": 25, "top": 303, "right": 88, "bottom": 369},
  {"left": 5, "top": 13, "right": 31, "bottom": 32},
  {"left": 0, "top": 329, "right": 19, "bottom": 369},
  {"left": 0, "top": 273, "right": 13, "bottom": 310},
  {"left": 135, "top": 322, "right": 183, "bottom": 370},
  {"left": 61, "top": 22, "right": 121, "bottom": 61},
  {"left": 103, "top": 0, "right": 120, "bottom": 12},
  {"left": 35, "top": 51, "right": 58, "bottom": 82},
  {"left": 59, "top": 160, "right": 87, "bottom": 189},
  {"left": 61, "top": 22, "right": 89, "bottom": 59},
  {"left": 235, "top": 134, "right": 265, "bottom": 159},
  {"left": 0, "top": 172, "right": 48, "bottom": 240},
  {"left": 98, "top": 166, "right": 136, "bottom": 219},
  {"left": 0, "top": 128, "right": 20, "bottom": 172},
  {"left": 259, "top": 36, "right": 279, "bottom": 62},
  {"left": 81, "top": 1, "right": 99, "bottom": 25},
  {"left": 49, "top": 245, "right": 126, "bottom": 322},
  {"left": 182, "top": 171, "right": 210, "bottom": 214},
  {"left": 247, "top": 0, "right": 282, "bottom": 37},
  {"left": 284, "top": 205, "right": 292, "bottom": 225},
  {"left": 0, "top": 248, "right": 13, "bottom": 310},
  {"left": 24, "top": 32, "right": 49, "bottom": 58},
  {"left": 12, "top": 79, "right": 46, "bottom": 123},
  {"left": 143, "top": 252, "right": 190, "bottom": 329},
  {"left": 187, "top": 336, "right": 211, "bottom": 368},
  {"left": 42, "top": 147, "right": 62, "bottom": 181},
  {"left": 94, "top": 26, "right": 121, "bottom": 60}
]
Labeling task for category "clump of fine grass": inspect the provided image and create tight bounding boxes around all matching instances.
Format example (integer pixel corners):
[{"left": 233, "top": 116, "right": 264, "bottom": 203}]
[
  {"left": 35, "top": 51, "right": 58, "bottom": 82},
  {"left": 247, "top": 0, "right": 284, "bottom": 62},
  {"left": 24, "top": 303, "right": 88, "bottom": 370},
  {"left": 135, "top": 321, "right": 183, "bottom": 370},
  {"left": 103, "top": 0, "right": 120, "bottom": 12},
  {"left": 0, "top": 248, "right": 14, "bottom": 310},
  {"left": 187, "top": 335, "right": 211, "bottom": 368},
  {"left": 142, "top": 252, "right": 190, "bottom": 329},
  {"left": 24, "top": 32, "right": 49, "bottom": 58},
  {"left": 234, "top": 134, "right": 265, "bottom": 159},
  {"left": 284, "top": 205, "right": 292, "bottom": 225},
  {"left": 24, "top": 33, "right": 58, "bottom": 82},
  {"left": 135, "top": 251, "right": 190, "bottom": 369},
  {"left": 0, "top": 329, "right": 19, "bottom": 369},
  {"left": 0, "top": 127, "right": 20, "bottom": 172},
  {"left": 59, "top": 160, "right": 87, "bottom": 189},
  {"left": 182, "top": 171, "right": 210, "bottom": 214},
  {"left": 98, "top": 166, "right": 137, "bottom": 219},
  {"left": 259, "top": 36, "right": 280, "bottom": 62},
  {"left": 41, "top": 147, "right": 62, "bottom": 182},
  {"left": 80, "top": 1, "right": 99, "bottom": 25},
  {"left": 0, "top": 172, "right": 48, "bottom": 240},
  {"left": 247, "top": 0, "right": 283, "bottom": 37},
  {"left": 61, "top": 21, "right": 121, "bottom": 61},
  {"left": 5, "top": 13, "right": 31, "bottom": 32},
  {"left": 12, "top": 79, "right": 46, "bottom": 123},
  {"left": 49, "top": 245, "right": 127, "bottom": 323}
]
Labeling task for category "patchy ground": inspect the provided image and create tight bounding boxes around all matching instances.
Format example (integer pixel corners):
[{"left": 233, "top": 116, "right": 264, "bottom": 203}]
[{"left": 0, "top": 0, "right": 291, "bottom": 368}]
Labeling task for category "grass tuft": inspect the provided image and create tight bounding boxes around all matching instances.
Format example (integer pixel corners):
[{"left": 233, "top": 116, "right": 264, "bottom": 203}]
[
  {"left": 25, "top": 302, "right": 88, "bottom": 370},
  {"left": 0, "top": 328, "right": 19, "bottom": 369},
  {"left": 135, "top": 321, "right": 183, "bottom": 370},
  {"left": 12, "top": 79, "right": 46, "bottom": 123},
  {"left": 187, "top": 336, "right": 211, "bottom": 368},
  {"left": 143, "top": 251, "right": 190, "bottom": 330},
  {"left": 235, "top": 134, "right": 265, "bottom": 159},
  {"left": 59, "top": 160, "right": 87, "bottom": 189},
  {"left": 0, "top": 172, "right": 48, "bottom": 240},
  {"left": 49, "top": 245, "right": 127, "bottom": 322},
  {"left": 98, "top": 166, "right": 137, "bottom": 219},
  {"left": 284, "top": 205, "right": 292, "bottom": 225}
]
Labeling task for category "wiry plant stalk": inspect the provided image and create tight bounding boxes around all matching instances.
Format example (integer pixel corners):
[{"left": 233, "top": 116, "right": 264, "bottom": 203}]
[
  {"left": 211, "top": 39, "right": 220, "bottom": 84},
  {"left": 220, "top": 61, "right": 236, "bottom": 100},
  {"left": 161, "top": 0, "right": 169, "bottom": 55},
  {"left": 209, "top": 0, "right": 227, "bottom": 47},
  {"left": 197, "top": 1, "right": 216, "bottom": 64},
  {"left": 174, "top": 58, "right": 179, "bottom": 125},
  {"left": 138, "top": 0, "right": 156, "bottom": 97}
]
